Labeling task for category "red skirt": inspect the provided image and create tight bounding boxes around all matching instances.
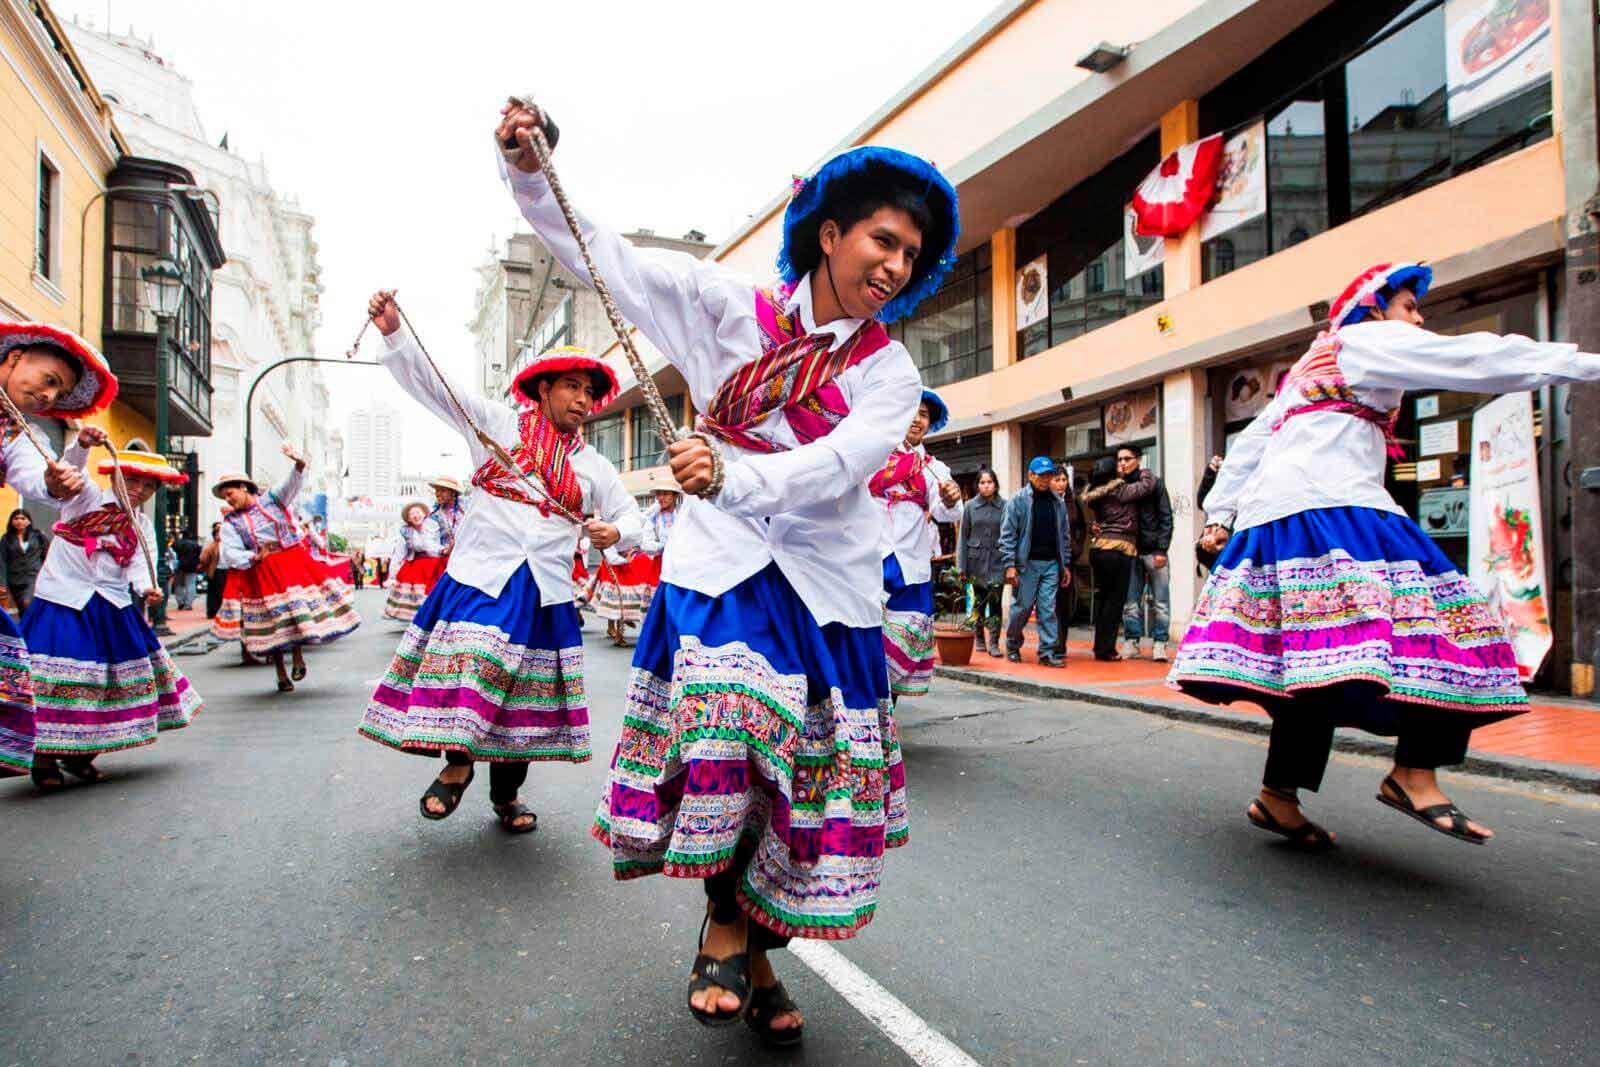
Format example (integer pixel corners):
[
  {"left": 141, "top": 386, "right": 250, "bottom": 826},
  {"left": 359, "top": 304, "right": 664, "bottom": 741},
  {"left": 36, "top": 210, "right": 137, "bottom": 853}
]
[
  {"left": 211, "top": 542, "right": 361, "bottom": 654},
  {"left": 385, "top": 556, "right": 448, "bottom": 623},
  {"left": 593, "top": 553, "right": 662, "bottom": 621}
]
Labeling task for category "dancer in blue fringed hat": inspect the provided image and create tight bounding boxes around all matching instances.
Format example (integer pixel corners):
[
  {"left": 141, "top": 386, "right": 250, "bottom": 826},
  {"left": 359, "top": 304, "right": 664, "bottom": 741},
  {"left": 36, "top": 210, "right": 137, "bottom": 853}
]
[{"left": 499, "top": 100, "right": 958, "bottom": 1047}]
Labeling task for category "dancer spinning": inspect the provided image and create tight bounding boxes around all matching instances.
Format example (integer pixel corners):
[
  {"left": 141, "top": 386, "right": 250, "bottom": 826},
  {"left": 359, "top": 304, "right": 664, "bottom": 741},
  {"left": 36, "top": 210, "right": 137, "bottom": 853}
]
[
  {"left": 873, "top": 389, "right": 962, "bottom": 700},
  {"left": 382, "top": 501, "right": 445, "bottom": 624},
  {"left": 0, "top": 320, "right": 117, "bottom": 781},
  {"left": 1170, "top": 262, "right": 1600, "bottom": 847},
  {"left": 210, "top": 444, "right": 361, "bottom": 692},
  {"left": 590, "top": 539, "right": 653, "bottom": 647},
  {"left": 427, "top": 477, "right": 465, "bottom": 557},
  {"left": 498, "top": 101, "right": 956, "bottom": 1045},
  {"left": 26, "top": 440, "right": 202, "bottom": 787},
  {"left": 358, "top": 299, "right": 641, "bottom": 835}
]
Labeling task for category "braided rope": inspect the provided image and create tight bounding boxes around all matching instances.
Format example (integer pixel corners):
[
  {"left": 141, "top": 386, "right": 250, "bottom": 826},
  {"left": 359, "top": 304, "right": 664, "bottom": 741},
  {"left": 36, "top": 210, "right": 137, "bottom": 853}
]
[{"left": 0, "top": 387, "right": 158, "bottom": 590}]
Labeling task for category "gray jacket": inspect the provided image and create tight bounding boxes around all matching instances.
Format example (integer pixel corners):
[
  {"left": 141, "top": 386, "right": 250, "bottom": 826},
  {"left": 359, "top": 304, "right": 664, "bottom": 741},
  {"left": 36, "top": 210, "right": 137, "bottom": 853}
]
[
  {"left": 957, "top": 494, "right": 1007, "bottom": 585},
  {"left": 998, "top": 487, "right": 1072, "bottom": 570}
]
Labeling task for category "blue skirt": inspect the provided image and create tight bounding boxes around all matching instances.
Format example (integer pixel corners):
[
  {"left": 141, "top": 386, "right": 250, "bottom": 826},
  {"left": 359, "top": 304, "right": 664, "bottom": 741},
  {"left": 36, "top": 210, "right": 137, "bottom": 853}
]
[
  {"left": 360, "top": 564, "right": 590, "bottom": 762},
  {"left": 594, "top": 561, "right": 906, "bottom": 940},
  {"left": 24, "top": 594, "right": 201, "bottom": 756},
  {"left": 0, "top": 609, "right": 32, "bottom": 775},
  {"left": 882, "top": 554, "right": 934, "bottom": 697}
]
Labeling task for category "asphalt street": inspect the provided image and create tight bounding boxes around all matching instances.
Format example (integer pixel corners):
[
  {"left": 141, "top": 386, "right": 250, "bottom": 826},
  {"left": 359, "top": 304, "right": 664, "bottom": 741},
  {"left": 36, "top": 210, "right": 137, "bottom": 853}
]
[{"left": 3, "top": 587, "right": 1598, "bottom": 1065}]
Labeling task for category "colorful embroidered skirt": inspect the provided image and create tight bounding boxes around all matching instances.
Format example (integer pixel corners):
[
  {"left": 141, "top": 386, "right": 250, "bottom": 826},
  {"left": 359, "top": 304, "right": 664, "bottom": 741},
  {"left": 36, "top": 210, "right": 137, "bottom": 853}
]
[
  {"left": 25, "top": 594, "right": 201, "bottom": 757},
  {"left": 0, "top": 609, "right": 34, "bottom": 776},
  {"left": 882, "top": 554, "right": 935, "bottom": 699},
  {"left": 211, "top": 542, "right": 361, "bottom": 655},
  {"left": 593, "top": 562, "right": 907, "bottom": 941},
  {"left": 383, "top": 556, "right": 447, "bottom": 623},
  {"left": 1168, "top": 506, "right": 1527, "bottom": 728},
  {"left": 360, "top": 562, "right": 588, "bottom": 762},
  {"left": 592, "top": 554, "right": 659, "bottom": 622}
]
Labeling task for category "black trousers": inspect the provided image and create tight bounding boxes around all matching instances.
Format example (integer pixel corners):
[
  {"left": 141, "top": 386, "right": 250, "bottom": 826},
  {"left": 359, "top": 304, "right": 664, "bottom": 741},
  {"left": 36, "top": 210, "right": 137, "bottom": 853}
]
[
  {"left": 704, "top": 835, "right": 790, "bottom": 952},
  {"left": 1263, "top": 708, "right": 1475, "bottom": 792},
  {"left": 1089, "top": 549, "right": 1134, "bottom": 657},
  {"left": 444, "top": 750, "right": 530, "bottom": 806}
]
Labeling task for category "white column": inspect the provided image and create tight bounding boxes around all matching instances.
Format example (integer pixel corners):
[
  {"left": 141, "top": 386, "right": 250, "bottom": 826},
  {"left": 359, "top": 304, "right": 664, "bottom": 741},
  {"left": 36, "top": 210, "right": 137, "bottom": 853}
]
[{"left": 1162, "top": 369, "right": 1208, "bottom": 633}]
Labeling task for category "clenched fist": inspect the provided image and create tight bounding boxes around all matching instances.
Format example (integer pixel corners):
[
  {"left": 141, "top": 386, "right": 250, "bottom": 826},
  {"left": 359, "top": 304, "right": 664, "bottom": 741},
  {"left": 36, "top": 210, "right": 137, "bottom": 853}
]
[{"left": 667, "top": 437, "right": 714, "bottom": 496}]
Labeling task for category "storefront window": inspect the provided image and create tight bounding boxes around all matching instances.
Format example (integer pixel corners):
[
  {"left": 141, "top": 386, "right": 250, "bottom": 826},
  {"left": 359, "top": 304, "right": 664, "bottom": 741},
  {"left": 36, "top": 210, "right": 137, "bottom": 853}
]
[
  {"left": 628, "top": 394, "right": 685, "bottom": 470},
  {"left": 890, "top": 246, "right": 991, "bottom": 388},
  {"left": 587, "top": 410, "right": 624, "bottom": 467}
]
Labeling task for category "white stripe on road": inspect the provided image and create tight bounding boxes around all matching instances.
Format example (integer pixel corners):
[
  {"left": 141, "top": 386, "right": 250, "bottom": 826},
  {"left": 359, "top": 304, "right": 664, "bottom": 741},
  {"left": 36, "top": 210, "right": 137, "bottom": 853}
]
[{"left": 790, "top": 939, "right": 981, "bottom": 1067}]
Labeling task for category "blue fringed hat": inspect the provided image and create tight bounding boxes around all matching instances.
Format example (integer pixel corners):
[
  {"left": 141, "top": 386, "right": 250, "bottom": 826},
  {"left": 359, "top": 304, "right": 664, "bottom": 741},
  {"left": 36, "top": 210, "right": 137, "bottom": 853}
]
[
  {"left": 1330, "top": 262, "right": 1432, "bottom": 330},
  {"left": 919, "top": 388, "right": 949, "bottom": 434},
  {"left": 777, "top": 146, "right": 959, "bottom": 324}
]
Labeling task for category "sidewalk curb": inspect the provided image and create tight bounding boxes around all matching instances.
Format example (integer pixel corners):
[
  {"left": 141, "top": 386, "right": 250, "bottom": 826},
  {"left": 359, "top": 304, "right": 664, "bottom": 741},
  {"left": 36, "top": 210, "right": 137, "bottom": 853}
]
[
  {"left": 934, "top": 665, "right": 1600, "bottom": 795},
  {"left": 162, "top": 628, "right": 212, "bottom": 653}
]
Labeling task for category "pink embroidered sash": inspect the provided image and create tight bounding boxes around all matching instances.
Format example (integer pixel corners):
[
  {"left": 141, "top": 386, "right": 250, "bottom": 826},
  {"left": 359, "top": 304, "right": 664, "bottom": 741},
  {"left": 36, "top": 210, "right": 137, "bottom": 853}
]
[
  {"left": 54, "top": 504, "right": 138, "bottom": 567},
  {"left": 1272, "top": 331, "right": 1404, "bottom": 459},
  {"left": 869, "top": 448, "right": 930, "bottom": 511},
  {"left": 695, "top": 284, "right": 892, "bottom": 454}
]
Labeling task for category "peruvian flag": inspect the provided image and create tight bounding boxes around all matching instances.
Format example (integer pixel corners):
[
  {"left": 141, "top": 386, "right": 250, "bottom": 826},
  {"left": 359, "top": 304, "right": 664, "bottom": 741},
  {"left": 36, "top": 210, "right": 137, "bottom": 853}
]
[{"left": 1131, "top": 133, "right": 1224, "bottom": 237}]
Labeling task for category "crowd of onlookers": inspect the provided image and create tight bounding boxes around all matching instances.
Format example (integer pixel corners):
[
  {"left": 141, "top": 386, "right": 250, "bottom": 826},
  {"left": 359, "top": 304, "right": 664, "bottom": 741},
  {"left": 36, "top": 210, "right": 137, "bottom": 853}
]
[{"left": 949, "top": 445, "right": 1219, "bottom": 670}]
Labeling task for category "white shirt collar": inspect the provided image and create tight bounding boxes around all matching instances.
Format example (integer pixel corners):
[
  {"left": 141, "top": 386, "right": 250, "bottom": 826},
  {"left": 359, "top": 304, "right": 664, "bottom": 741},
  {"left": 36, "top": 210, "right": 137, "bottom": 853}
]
[{"left": 787, "top": 272, "right": 868, "bottom": 352}]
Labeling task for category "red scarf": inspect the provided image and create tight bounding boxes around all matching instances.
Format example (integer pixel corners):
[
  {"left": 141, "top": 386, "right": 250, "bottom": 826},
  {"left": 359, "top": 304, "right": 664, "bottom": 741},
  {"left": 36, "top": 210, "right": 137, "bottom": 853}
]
[
  {"left": 695, "top": 285, "right": 891, "bottom": 454},
  {"left": 869, "top": 448, "right": 930, "bottom": 511},
  {"left": 54, "top": 503, "right": 138, "bottom": 567},
  {"left": 471, "top": 406, "right": 585, "bottom": 517}
]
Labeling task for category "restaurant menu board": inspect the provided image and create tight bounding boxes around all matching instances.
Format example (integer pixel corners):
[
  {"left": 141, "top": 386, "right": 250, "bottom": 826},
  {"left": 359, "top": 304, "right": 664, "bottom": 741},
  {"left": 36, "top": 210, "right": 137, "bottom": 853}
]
[
  {"left": 1469, "top": 392, "right": 1551, "bottom": 678},
  {"left": 1445, "top": 0, "right": 1552, "bottom": 124}
]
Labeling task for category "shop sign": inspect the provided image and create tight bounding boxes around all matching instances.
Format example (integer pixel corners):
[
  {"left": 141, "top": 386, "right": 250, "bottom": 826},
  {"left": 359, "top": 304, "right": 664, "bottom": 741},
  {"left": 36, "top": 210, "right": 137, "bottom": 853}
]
[
  {"left": 1418, "top": 419, "right": 1460, "bottom": 456},
  {"left": 1445, "top": 0, "right": 1553, "bottom": 125},
  {"left": 1103, "top": 389, "right": 1158, "bottom": 447},
  {"left": 1016, "top": 254, "right": 1049, "bottom": 330},
  {"left": 1469, "top": 392, "right": 1551, "bottom": 678},
  {"left": 1198, "top": 122, "right": 1267, "bottom": 242},
  {"left": 1222, "top": 359, "right": 1296, "bottom": 422},
  {"left": 1418, "top": 486, "right": 1470, "bottom": 538}
]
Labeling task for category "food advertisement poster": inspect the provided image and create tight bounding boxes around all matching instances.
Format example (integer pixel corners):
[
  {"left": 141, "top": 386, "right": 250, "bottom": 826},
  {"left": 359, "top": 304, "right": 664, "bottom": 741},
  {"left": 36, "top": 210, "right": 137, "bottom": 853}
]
[
  {"left": 1103, "top": 389, "right": 1159, "bottom": 447},
  {"left": 1222, "top": 359, "right": 1296, "bottom": 422},
  {"left": 1445, "top": 0, "right": 1552, "bottom": 125},
  {"left": 1123, "top": 203, "right": 1166, "bottom": 280},
  {"left": 1198, "top": 122, "right": 1267, "bottom": 242},
  {"left": 1016, "top": 255, "right": 1049, "bottom": 330},
  {"left": 1468, "top": 392, "right": 1550, "bottom": 678}
]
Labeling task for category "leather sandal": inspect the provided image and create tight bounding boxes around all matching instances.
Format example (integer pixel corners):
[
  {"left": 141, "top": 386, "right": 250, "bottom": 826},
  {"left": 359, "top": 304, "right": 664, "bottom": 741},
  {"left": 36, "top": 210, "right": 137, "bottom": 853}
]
[
  {"left": 746, "top": 980, "right": 804, "bottom": 1047},
  {"left": 1377, "top": 775, "right": 1489, "bottom": 846},
  {"left": 30, "top": 759, "right": 65, "bottom": 792},
  {"left": 493, "top": 801, "right": 537, "bottom": 834},
  {"left": 60, "top": 757, "right": 104, "bottom": 784},
  {"left": 1247, "top": 788, "right": 1336, "bottom": 851},
  {"left": 419, "top": 766, "right": 474, "bottom": 821},
  {"left": 687, "top": 914, "right": 750, "bottom": 1027}
]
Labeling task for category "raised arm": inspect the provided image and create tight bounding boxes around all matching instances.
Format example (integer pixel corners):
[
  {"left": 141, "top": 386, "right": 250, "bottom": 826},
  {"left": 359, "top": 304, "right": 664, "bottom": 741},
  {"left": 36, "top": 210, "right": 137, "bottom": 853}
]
[
  {"left": 1112, "top": 468, "right": 1156, "bottom": 503},
  {"left": 1340, "top": 320, "right": 1600, "bottom": 394},
  {"left": 714, "top": 352, "right": 920, "bottom": 520}
]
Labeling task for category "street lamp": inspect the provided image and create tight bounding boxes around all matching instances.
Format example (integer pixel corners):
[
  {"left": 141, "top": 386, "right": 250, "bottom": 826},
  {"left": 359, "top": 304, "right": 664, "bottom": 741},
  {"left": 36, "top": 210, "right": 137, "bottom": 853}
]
[{"left": 141, "top": 256, "right": 183, "bottom": 635}]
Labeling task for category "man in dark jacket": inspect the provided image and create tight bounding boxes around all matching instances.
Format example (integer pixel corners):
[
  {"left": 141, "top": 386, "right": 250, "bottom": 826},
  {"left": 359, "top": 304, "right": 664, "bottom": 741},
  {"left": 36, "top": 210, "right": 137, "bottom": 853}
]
[
  {"left": 998, "top": 456, "right": 1072, "bottom": 667},
  {"left": 1119, "top": 444, "right": 1173, "bottom": 661},
  {"left": 173, "top": 530, "right": 203, "bottom": 611}
]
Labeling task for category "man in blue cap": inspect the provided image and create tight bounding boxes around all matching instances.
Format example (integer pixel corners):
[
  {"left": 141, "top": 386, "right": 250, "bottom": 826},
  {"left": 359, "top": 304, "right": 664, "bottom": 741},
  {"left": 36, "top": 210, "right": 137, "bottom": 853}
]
[{"left": 997, "top": 456, "right": 1072, "bottom": 666}]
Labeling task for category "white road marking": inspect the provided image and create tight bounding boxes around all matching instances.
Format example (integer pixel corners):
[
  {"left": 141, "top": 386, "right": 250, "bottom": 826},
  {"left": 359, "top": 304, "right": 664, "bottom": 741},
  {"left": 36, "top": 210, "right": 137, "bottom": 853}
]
[{"left": 790, "top": 939, "right": 982, "bottom": 1067}]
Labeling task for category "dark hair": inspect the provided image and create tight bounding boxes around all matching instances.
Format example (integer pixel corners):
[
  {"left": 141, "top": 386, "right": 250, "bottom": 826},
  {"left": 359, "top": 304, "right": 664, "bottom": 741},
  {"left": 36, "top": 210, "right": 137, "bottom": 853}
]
[
  {"left": 6, "top": 509, "right": 32, "bottom": 537},
  {"left": 1089, "top": 455, "right": 1119, "bottom": 488},
  {"left": 14, "top": 342, "right": 84, "bottom": 386},
  {"left": 784, "top": 166, "right": 939, "bottom": 281},
  {"left": 975, "top": 467, "right": 999, "bottom": 487},
  {"left": 210, "top": 522, "right": 222, "bottom": 537},
  {"left": 1116, "top": 443, "right": 1143, "bottom": 459}
]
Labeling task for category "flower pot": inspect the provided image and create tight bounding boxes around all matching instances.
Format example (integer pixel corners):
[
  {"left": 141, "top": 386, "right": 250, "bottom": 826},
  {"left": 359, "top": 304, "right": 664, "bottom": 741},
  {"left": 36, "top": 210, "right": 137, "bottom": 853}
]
[{"left": 932, "top": 623, "right": 976, "bottom": 667}]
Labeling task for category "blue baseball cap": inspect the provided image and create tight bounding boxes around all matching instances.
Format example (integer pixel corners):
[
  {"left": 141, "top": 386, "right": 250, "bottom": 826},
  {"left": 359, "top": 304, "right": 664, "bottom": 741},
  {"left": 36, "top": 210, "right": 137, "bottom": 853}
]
[{"left": 1027, "top": 456, "right": 1056, "bottom": 476}]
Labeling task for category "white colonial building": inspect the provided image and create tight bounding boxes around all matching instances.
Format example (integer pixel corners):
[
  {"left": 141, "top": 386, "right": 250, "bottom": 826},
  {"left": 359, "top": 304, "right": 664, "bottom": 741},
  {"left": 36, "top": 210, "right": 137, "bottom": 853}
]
[{"left": 64, "top": 20, "right": 341, "bottom": 521}]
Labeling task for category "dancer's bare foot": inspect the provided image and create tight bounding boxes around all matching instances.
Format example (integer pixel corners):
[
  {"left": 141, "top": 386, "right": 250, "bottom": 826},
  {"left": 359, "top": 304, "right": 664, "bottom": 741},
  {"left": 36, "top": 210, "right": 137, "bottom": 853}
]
[
  {"left": 290, "top": 646, "right": 307, "bottom": 681},
  {"left": 1382, "top": 766, "right": 1493, "bottom": 840},
  {"left": 690, "top": 907, "right": 748, "bottom": 1017},
  {"left": 750, "top": 951, "right": 803, "bottom": 1032},
  {"left": 422, "top": 763, "right": 472, "bottom": 817}
]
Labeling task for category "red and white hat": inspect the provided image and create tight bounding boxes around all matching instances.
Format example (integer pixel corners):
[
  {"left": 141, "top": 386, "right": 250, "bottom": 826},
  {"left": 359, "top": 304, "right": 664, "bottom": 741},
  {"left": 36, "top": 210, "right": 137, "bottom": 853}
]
[
  {"left": 510, "top": 345, "right": 619, "bottom": 414},
  {"left": 0, "top": 321, "right": 119, "bottom": 418},
  {"left": 99, "top": 449, "right": 189, "bottom": 484},
  {"left": 1131, "top": 133, "right": 1225, "bottom": 237},
  {"left": 1328, "top": 262, "right": 1433, "bottom": 331}
]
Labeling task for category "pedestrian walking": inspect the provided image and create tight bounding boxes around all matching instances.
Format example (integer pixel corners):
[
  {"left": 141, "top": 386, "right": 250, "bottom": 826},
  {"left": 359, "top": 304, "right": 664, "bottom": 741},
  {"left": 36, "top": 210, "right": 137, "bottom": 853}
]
[
  {"left": 25, "top": 440, "right": 202, "bottom": 789},
  {"left": 1080, "top": 450, "right": 1155, "bottom": 661},
  {"left": 499, "top": 99, "right": 953, "bottom": 1045},
  {"left": 1169, "top": 261, "right": 1600, "bottom": 847},
  {"left": 957, "top": 467, "right": 1006, "bottom": 656},
  {"left": 357, "top": 291, "right": 642, "bottom": 836},
  {"left": 998, "top": 457, "right": 1072, "bottom": 667},
  {"left": 874, "top": 389, "right": 962, "bottom": 698},
  {"left": 0, "top": 509, "right": 49, "bottom": 616},
  {"left": 1119, "top": 445, "right": 1173, "bottom": 661},
  {"left": 173, "top": 529, "right": 202, "bottom": 611},
  {"left": 210, "top": 444, "right": 361, "bottom": 692},
  {"left": 382, "top": 501, "right": 445, "bottom": 624},
  {"left": 0, "top": 319, "right": 118, "bottom": 782},
  {"left": 427, "top": 477, "right": 465, "bottom": 556},
  {"left": 200, "top": 521, "right": 225, "bottom": 617},
  {"left": 1044, "top": 465, "right": 1077, "bottom": 658},
  {"left": 349, "top": 546, "right": 366, "bottom": 591}
]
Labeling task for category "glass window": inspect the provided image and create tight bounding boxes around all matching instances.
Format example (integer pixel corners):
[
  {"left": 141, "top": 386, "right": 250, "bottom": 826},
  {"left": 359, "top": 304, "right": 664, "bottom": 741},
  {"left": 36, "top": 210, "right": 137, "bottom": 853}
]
[
  {"left": 36, "top": 156, "right": 55, "bottom": 278},
  {"left": 1025, "top": 239, "right": 1164, "bottom": 356},
  {"left": 628, "top": 395, "right": 685, "bottom": 469},
  {"left": 587, "top": 411, "right": 624, "bottom": 467},
  {"left": 889, "top": 249, "right": 991, "bottom": 388}
]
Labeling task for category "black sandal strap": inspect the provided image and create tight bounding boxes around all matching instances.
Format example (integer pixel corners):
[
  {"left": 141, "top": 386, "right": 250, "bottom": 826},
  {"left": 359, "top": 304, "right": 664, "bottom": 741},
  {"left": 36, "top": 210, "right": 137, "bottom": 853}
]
[
  {"left": 419, "top": 766, "right": 474, "bottom": 820},
  {"left": 747, "top": 981, "right": 804, "bottom": 1046},
  {"left": 687, "top": 951, "right": 751, "bottom": 1026},
  {"left": 493, "top": 801, "right": 538, "bottom": 834}
]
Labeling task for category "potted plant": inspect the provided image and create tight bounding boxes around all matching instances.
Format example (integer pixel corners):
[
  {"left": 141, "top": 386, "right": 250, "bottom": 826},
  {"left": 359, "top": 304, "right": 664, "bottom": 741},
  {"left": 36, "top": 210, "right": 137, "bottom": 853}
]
[{"left": 930, "top": 563, "right": 978, "bottom": 667}]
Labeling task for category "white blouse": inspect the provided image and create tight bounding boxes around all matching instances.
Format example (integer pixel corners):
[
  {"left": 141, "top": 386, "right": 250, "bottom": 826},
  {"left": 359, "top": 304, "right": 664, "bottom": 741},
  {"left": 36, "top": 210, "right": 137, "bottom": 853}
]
[{"left": 32, "top": 443, "right": 156, "bottom": 610}]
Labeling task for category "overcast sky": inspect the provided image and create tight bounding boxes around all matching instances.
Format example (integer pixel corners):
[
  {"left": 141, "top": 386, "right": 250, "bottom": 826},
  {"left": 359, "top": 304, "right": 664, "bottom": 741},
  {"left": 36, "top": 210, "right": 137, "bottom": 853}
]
[{"left": 58, "top": 0, "right": 997, "bottom": 478}]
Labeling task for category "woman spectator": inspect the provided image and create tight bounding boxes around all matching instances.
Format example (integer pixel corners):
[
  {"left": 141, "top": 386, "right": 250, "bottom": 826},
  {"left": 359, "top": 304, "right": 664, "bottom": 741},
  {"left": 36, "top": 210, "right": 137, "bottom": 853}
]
[
  {"left": 0, "top": 508, "right": 49, "bottom": 616},
  {"left": 957, "top": 468, "right": 1007, "bottom": 656},
  {"left": 1079, "top": 449, "right": 1156, "bottom": 661}
]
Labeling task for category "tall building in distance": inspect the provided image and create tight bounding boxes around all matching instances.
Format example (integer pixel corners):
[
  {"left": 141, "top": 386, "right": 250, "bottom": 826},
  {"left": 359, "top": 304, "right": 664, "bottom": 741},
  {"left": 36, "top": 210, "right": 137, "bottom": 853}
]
[{"left": 346, "top": 404, "right": 402, "bottom": 499}]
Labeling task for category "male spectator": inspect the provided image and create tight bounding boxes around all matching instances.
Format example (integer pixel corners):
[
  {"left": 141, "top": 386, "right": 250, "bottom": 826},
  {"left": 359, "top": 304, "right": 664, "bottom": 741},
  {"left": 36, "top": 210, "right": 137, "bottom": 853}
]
[
  {"left": 173, "top": 528, "right": 203, "bottom": 611},
  {"left": 998, "top": 456, "right": 1072, "bottom": 667},
  {"left": 1119, "top": 444, "right": 1172, "bottom": 661}
]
